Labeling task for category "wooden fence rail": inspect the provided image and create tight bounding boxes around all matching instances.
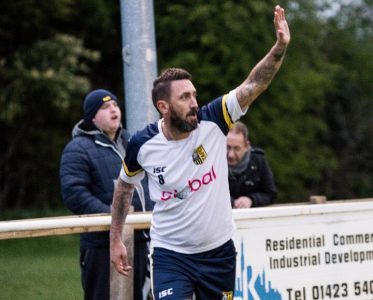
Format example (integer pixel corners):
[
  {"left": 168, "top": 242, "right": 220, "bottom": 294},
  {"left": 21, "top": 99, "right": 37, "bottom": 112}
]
[
  {"left": 0, "top": 212, "right": 152, "bottom": 300},
  {"left": 1, "top": 197, "right": 372, "bottom": 300}
]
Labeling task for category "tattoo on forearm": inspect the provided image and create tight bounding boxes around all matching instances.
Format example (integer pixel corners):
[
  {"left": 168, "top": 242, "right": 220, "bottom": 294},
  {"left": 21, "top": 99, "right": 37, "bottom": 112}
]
[
  {"left": 274, "top": 50, "right": 286, "bottom": 62},
  {"left": 111, "top": 180, "right": 134, "bottom": 238},
  {"left": 253, "top": 63, "right": 277, "bottom": 85},
  {"left": 253, "top": 47, "right": 286, "bottom": 85},
  {"left": 237, "top": 43, "right": 287, "bottom": 108}
]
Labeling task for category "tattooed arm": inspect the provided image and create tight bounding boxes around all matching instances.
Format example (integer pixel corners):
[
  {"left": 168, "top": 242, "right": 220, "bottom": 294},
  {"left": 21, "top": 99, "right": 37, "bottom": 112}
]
[
  {"left": 110, "top": 178, "right": 135, "bottom": 276},
  {"left": 237, "top": 5, "right": 291, "bottom": 110}
]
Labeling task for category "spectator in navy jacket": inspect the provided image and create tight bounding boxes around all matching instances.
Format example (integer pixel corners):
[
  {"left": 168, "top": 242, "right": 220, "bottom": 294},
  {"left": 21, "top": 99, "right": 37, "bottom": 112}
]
[
  {"left": 227, "top": 121, "right": 277, "bottom": 208},
  {"left": 60, "top": 89, "right": 153, "bottom": 300}
]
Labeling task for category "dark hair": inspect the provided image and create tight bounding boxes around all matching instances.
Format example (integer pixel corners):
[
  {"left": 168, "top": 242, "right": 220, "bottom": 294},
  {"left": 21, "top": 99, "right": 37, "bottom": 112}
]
[
  {"left": 230, "top": 121, "right": 249, "bottom": 140},
  {"left": 152, "top": 68, "right": 192, "bottom": 112}
]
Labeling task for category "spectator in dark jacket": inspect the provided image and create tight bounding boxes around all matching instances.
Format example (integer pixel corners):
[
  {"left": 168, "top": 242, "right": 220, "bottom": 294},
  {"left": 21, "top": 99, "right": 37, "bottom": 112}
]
[
  {"left": 60, "top": 89, "right": 154, "bottom": 300},
  {"left": 227, "top": 121, "right": 277, "bottom": 208}
]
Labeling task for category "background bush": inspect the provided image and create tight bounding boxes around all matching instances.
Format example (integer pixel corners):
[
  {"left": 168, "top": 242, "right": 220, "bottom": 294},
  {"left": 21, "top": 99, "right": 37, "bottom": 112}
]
[{"left": 0, "top": 0, "right": 372, "bottom": 211}]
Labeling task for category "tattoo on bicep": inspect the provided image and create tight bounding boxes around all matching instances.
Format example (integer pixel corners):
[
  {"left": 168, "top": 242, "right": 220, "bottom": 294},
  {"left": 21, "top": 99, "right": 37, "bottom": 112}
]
[
  {"left": 246, "top": 81, "right": 255, "bottom": 94},
  {"left": 237, "top": 82, "right": 254, "bottom": 100}
]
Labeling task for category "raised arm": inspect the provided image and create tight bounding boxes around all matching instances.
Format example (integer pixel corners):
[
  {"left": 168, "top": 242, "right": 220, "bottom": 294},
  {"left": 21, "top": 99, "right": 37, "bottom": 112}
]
[
  {"left": 110, "top": 178, "right": 135, "bottom": 276},
  {"left": 237, "top": 5, "right": 291, "bottom": 110}
]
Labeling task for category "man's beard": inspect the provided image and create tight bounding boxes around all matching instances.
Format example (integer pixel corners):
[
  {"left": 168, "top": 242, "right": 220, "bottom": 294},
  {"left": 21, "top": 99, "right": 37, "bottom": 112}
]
[{"left": 169, "top": 106, "right": 198, "bottom": 133}]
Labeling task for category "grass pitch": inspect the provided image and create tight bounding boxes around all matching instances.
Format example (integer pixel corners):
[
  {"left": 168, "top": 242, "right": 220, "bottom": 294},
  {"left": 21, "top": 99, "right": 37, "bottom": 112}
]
[{"left": 0, "top": 234, "right": 83, "bottom": 300}]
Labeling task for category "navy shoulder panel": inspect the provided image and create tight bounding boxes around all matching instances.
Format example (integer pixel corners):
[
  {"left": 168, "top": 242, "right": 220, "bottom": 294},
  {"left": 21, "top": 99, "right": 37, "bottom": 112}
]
[
  {"left": 124, "top": 122, "right": 159, "bottom": 174},
  {"left": 198, "top": 95, "right": 232, "bottom": 135}
]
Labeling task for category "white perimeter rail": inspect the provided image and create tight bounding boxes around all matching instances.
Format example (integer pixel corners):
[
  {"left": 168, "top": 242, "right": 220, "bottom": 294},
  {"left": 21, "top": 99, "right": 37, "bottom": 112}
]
[
  {"left": 1, "top": 198, "right": 372, "bottom": 300},
  {"left": 1, "top": 198, "right": 373, "bottom": 240},
  {"left": 0, "top": 212, "right": 152, "bottom": 240}
]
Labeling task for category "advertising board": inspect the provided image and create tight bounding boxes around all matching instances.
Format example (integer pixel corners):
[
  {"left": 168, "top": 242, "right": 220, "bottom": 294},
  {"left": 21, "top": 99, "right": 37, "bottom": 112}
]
[{"left": 232, "top": 201, "right": 373, "bottom": 300}]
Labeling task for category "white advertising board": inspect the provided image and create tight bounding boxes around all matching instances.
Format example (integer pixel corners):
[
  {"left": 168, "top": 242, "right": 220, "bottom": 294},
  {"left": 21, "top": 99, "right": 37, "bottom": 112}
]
[{"left": 232, "top": 200, "right": 373, "bottom": 300}]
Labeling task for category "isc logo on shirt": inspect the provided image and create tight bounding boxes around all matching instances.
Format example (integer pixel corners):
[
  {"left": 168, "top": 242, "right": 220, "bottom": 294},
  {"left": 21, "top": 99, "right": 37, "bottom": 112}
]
[
  {"left": 192, "top": 144, "right": 207, "bottom": 165},
  {"left": 153, "top": 166, "right": 166, "bottom": 174},
  {"left": 159, "top": 288, "right": 173, "bottom": 298}
]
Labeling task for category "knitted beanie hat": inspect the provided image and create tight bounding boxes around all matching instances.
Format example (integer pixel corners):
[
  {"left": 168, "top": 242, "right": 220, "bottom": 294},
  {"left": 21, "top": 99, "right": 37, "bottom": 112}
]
[{"left": 83, "top": 89, "right": 118, "bottom": 121}]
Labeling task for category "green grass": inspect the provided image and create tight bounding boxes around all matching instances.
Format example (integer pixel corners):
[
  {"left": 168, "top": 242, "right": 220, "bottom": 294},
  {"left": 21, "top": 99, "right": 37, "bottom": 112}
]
[
  {"left": 0, "top": 207, "right": 73, "bottom": 221},
  {"left": 0, "top": 233, "right": 83, "bottom": 300}
]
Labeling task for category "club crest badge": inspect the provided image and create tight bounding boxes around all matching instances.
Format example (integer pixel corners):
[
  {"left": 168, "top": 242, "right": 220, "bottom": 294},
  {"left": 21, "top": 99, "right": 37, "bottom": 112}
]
[
  {"left": 222, "top": 291, "right": 233, "bottom": 300},
  {"left": 192, "top": 144, "right": 207, "bottom": 165},
  {"left": 102, "top": 95, "right": 112, "bottom": 102}
]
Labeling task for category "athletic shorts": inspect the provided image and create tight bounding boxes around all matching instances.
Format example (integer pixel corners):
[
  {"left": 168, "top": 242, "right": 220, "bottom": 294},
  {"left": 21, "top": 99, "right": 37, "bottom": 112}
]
[{"left": 150, "top": 239, "right": 236, "bottom": 300}]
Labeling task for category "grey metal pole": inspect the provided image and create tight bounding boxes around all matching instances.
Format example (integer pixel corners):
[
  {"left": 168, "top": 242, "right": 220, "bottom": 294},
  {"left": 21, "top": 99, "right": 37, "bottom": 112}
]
[{"left": 120, "top": 0, "right": 159, "bottom": 135}]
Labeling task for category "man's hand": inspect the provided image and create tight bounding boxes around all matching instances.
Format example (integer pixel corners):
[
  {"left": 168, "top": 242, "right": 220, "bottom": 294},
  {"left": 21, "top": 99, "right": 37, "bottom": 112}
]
[
  {"left": 110, "top": 240, "right": 132, "bottom": 276},
  {"left": 274, "top": 5, "right": 290, "bottom": 46},
  {"left": 233, "top": 196, "right": 253, "bottom": 209}
]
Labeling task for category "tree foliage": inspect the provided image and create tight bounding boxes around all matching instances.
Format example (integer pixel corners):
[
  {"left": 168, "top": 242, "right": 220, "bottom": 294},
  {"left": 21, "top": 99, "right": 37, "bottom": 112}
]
[
  {"left": 0, "top": 34, "right": 99, "bottom": 209},
  {"left": 320, "top": 0, "right": 373, "bottom": 198},
  {"left": 155, "top": 0, "right": 338, "bottom": 201},
  {"left": 0, "top": 0, "right": 372, "bottom": 209}
]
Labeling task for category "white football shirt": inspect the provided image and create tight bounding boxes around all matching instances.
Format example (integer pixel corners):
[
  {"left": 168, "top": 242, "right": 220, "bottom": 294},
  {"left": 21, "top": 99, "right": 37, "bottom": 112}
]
[{"left": 120, "top": 89, "right": 246, "bottom": 253}]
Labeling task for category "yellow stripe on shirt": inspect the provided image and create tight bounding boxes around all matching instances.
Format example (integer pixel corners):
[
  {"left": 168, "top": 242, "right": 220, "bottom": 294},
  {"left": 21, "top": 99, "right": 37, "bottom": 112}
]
[
  {"left": 122, "top": 161, "right": 143, "bottom": 177},
  {"left": 222, "top": 94, "right": 234, "bottom": 129}
]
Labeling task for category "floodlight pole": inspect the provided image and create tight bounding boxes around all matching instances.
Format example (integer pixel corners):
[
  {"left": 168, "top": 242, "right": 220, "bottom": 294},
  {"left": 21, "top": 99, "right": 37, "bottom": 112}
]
[{"left": 120, "top": 0, "right": 158, "bottom": 134}]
